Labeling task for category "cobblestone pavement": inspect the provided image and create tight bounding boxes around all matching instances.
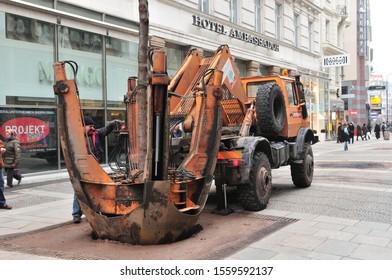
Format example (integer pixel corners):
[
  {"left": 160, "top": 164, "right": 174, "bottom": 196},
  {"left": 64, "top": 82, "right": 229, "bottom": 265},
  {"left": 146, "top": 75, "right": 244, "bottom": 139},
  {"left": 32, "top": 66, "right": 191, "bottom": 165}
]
[
  {"left": 1, "top": 136, "right": 392, "bottom": 260},
  {"left": 229, "top": 137, "right": 392, "bottom": 260}
]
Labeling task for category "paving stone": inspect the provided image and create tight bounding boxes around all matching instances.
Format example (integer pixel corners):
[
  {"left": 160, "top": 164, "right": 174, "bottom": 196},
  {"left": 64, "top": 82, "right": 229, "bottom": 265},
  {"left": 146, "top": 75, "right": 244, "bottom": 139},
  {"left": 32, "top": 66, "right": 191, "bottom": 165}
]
[
  {"left": 342, "top": 225, "right": 372, "bottom": 235},
  {"left": 351, "top": 234, "right": 390, "bottom": 247},
  {"left": 313, "top": 229, "right": 356, "bottom": 241},
  {"left": 355, "top": 221, "right": 390, "bottom": 231},
  {"left": 314, "top": 239, "right": 359, "bottom": 257},
  {"left": 229, "top": 247, "right": 277, "bottom": 260},
  {"left": 350, "top": 244, "right": 392, "bottom": 260}
]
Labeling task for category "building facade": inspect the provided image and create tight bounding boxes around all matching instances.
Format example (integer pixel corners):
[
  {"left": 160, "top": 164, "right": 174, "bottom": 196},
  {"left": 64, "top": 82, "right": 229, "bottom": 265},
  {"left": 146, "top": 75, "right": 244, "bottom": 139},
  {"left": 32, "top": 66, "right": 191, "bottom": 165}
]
[
  {"left": 342, "top": 0, "right": 372, "bottom": 126},
  {"left": 0, "top": 0, "right": 344, "bottom": 174}
]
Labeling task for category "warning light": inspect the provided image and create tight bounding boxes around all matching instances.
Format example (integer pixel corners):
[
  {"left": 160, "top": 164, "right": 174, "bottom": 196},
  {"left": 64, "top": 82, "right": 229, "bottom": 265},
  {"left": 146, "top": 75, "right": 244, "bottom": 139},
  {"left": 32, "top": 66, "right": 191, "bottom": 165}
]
[{"left": 281, "top": 69, "right": 289, "bottom": 76}]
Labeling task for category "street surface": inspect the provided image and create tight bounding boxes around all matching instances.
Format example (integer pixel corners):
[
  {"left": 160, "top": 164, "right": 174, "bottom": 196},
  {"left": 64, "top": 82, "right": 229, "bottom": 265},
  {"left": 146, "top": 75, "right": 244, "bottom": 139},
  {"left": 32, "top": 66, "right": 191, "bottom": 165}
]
[{"left": 0, "top": 135, "right": 392, "bottom": 259}]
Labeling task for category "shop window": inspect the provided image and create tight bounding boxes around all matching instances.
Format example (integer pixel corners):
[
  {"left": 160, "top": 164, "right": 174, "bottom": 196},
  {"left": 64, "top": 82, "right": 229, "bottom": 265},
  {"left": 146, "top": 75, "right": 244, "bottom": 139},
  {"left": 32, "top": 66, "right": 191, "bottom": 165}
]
[
  {"left": 106, "top": 37, "right": 138, "bottom": 108},
  {"left": 1, "top": 13, "right": 55, "bottom": 106},
  {"left": 59, "top": 26, "right": 103, "bottom": 108},
  {"left": 0, "top": 107, "right": 60, "bottom": 172}
]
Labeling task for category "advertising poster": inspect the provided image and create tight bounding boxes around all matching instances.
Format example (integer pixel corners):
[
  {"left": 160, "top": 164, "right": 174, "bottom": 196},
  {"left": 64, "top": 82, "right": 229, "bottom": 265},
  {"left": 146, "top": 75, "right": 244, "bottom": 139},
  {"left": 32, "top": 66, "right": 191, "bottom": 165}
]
[{"left": 0, "top": 108, "right": 57, "bottom": 154}]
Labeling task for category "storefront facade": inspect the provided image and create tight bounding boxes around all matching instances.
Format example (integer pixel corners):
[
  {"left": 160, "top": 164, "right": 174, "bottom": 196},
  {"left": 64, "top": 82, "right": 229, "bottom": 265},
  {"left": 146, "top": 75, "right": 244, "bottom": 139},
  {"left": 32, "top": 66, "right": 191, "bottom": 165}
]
[{"left": 1, "top": 0, "right": 326, "bottom": 175}]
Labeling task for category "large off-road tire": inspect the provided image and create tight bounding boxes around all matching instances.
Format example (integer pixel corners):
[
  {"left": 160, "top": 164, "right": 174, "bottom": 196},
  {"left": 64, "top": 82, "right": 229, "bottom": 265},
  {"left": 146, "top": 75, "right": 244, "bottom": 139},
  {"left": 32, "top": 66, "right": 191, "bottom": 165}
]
[
  {"left": 238, "top": 151, "right": 272, "bottom": 211},
  {"left": 290, "top": 143, "right": 313, "bottom": 188},
  {"left": 256, "top": 82, "right": 287, "bottom": 135}
]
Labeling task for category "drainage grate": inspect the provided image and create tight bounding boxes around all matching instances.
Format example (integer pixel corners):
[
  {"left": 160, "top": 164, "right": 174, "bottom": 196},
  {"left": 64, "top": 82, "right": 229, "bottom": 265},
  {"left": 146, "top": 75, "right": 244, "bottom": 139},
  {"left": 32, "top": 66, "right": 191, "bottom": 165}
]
[{"left": 235, "top": 211, "right": 299, "bottom": 223}]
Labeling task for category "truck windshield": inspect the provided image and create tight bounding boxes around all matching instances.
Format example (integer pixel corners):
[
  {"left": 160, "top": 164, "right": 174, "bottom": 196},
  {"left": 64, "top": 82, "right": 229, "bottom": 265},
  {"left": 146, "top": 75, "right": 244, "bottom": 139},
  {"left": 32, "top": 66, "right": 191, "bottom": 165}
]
[{"left": 246, "top": 81, "right": 274, "bottom": 98}]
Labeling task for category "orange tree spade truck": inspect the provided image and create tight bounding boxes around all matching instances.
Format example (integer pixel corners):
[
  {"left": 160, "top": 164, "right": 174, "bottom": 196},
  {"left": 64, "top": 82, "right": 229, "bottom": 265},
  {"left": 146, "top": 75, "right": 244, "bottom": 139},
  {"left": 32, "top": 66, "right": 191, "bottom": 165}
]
[
  {"left": 168, "top": 45, "right": 318, "bottom": 214},
  {"left": 53, "top": 45, "right": 317, "bottom": 245}
]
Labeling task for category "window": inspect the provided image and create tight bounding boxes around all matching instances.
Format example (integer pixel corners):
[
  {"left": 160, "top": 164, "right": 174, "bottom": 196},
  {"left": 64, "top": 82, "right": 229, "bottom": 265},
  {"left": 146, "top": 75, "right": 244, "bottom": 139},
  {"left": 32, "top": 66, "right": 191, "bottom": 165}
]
[
  {"left": 166, "top": 46, "right": 184, "bottom": 76},
  {"left": 325, "top": 19, "right": 330, "bottom": 42},
  {"left": 308, "top": 20, "right": 313, "bottom": 51},
  {"left": 230, "top": 0, "right": 238, "bottom": 24},
  {"left": 106, "top": 37, "right": 138, "bottom": 108},
  {"left": 6, "top": 14, "right": 54, "bottom": 45},
  {"left": 199, "top": 0, "right": 209, "bottom": 13},
  {"left": 275, "top": 3, "right": 282, "bottom": 40},
  {"left": 246, "top": 81, "right": 275, "bottom": 98},
  {"left": 2, "top": 14, "right": 55, "bottom": 106},
  {"left": 235, "top": 59, "right": 246, "bottom": 77},
  {"left": 254, "top": 0, "right": 262, "bottom": 33},
  {"left": 294, "top": 14, "right": 300, "bottom": 47},
  {"left": 285, "top": 82, "right": 297, "bottom": 105},
  {"left": 59, "top": 26, "right": 103, "bottom": 108}
]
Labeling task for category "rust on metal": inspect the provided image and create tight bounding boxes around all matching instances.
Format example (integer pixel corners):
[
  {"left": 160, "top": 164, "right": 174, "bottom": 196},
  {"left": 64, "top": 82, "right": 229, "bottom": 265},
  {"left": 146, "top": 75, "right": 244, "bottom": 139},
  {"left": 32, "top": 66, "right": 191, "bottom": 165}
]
[{"left": 53, "top": 47, "right": 223, "bottom": 244}]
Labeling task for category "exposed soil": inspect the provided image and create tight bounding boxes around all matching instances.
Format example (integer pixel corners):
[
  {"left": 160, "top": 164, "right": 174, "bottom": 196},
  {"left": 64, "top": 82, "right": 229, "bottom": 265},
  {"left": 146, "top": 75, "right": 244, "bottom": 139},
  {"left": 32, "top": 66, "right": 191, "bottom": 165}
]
[{"left": 0, "top": 210, "right": 295, "bottom": 260}]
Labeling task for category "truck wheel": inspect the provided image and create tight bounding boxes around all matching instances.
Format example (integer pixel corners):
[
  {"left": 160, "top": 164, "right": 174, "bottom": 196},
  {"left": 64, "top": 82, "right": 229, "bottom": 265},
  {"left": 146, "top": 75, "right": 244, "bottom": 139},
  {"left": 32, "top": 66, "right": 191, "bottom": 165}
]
[
  {"left": 256, "top": 82, "right": 286, "bottom": 135},
  {"left": 238, "top": 151, "right": 272, "bottom": 211},
  {"left": 290, "top": 143, "right": 313, "bottom": 187}
]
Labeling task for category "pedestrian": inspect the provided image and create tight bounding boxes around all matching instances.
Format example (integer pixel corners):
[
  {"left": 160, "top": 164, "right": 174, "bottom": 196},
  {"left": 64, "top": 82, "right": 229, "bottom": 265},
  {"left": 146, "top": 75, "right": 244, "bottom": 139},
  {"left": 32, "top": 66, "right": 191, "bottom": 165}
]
[
  {"left": 374, "top": 123, "right": 381, "bottom": 139},
  {"left": 0, "top": 140, "right": 12, "bottom": 210},
  {"left": 72, "top": 116, "right": 121, "bottom": 223},
  {"left": 381, "top": 122, "right": 387, "bottom": 138},
  {"left": 337, "top": 122, "right": 343, "bottom": 143},
  {"left": 348, "top": 122, "right": 355, "bottom": 144},
  {"left": 171, "top": 124, "right": 183, "bottom": 138},
  {"left": 361, "top": 123, "right": 368, "bottom": 141},
  {"left": 3, "top": 129, "right": 22, "bottom": 188},
  {"left": 343, "top": 123, "right": 350, "bottom": 151},
  {"left": 356, "top": 124, "right": 362, "bottom": 141},
  {"left": 367, "top": 123, "right": 372, "bottom": 139}
]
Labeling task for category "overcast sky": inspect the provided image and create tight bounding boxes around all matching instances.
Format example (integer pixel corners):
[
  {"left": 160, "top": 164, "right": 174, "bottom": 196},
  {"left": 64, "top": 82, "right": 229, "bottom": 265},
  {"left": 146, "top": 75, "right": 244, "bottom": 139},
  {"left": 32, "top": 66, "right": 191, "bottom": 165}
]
[{"left": 369, "top": 0, "right": 390, "bottom": 79}]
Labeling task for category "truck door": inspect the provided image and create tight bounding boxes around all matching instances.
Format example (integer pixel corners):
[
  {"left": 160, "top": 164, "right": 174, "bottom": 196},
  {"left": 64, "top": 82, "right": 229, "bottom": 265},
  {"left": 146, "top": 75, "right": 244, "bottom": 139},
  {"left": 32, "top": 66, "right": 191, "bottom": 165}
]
[{"left": 284, "top": 80, "right": 304, "bottom": 137}]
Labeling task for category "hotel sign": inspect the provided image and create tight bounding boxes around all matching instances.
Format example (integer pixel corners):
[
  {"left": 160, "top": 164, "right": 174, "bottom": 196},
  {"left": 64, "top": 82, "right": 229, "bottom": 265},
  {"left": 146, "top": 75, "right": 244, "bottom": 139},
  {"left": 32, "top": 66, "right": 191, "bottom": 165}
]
[{"left": 192, "top": 15, "right": 279, "bottom": 52}]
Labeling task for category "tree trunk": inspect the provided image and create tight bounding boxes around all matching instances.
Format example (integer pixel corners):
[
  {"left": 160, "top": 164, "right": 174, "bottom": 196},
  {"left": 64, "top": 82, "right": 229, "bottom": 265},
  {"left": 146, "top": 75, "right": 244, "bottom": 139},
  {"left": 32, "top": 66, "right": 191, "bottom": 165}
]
[{"left": 138, "top": 0, "right": 149, "bottom": 179}]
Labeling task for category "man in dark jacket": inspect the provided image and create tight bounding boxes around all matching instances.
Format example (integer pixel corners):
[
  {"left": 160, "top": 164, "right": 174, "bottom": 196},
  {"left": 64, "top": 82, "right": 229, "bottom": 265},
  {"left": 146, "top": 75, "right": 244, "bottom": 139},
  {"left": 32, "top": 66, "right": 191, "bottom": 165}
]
[
  {"left": 83, "top": 116, "right": 120, "bottom": 163},
  {"left": 337, "top": 122, "right": 343, "bottom": 143},
  {"left": 348, "top": 122, "right": 355, "bottom": 144},
  {"left": 72, "top": 116, "right": 120, "bottom": 223}
]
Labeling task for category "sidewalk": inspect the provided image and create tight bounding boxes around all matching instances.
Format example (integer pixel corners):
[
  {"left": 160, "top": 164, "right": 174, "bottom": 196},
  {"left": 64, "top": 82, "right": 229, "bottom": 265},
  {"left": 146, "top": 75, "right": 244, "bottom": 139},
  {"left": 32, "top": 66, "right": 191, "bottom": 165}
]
[
  {"left": 1, "top": 138, "right": 392, "bottom": 260},
  {"left": 0, "top": 170, "right": 71, "bottom": 259}
]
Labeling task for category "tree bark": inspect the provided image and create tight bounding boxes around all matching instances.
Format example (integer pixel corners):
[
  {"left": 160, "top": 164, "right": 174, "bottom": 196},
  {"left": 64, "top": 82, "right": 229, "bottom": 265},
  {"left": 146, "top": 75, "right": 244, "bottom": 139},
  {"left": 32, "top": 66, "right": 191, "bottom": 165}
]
[{"left": 138, "top": 0, "right": 149, "bottom": 178}]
